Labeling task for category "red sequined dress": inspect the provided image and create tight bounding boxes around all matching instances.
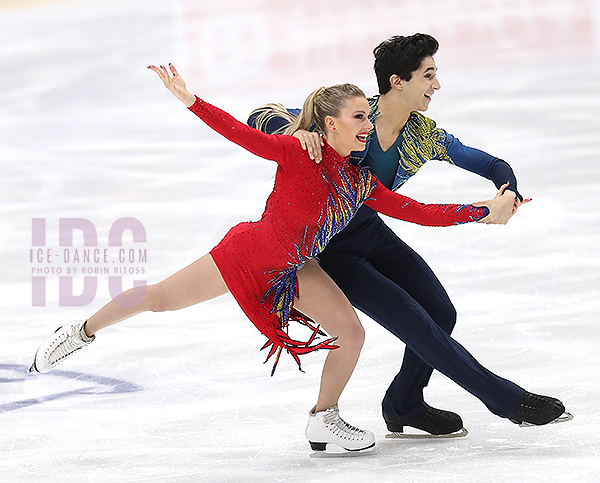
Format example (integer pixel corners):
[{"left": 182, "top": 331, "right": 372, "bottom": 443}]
[{"left": 188, "top": 98, "right": 488, "bottom": 374}]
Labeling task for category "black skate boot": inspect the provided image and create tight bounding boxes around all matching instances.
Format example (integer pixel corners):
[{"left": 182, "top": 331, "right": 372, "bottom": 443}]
[
  {"left": 383, "top": 406, "right": 467, "bottom": 439},
  {"left": 510, "top": 391, "right": 572, "bottom": 426}
]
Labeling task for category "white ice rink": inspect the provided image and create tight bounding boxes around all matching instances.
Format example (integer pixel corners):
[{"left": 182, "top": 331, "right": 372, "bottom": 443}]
[{"left": 1, "top": 0, "right": 600, "bottom": 481}]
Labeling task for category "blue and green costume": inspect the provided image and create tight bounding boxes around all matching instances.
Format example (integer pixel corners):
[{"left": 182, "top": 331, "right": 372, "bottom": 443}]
[{"left": 248, "top": 98, "right": 526, "bottom": 423}]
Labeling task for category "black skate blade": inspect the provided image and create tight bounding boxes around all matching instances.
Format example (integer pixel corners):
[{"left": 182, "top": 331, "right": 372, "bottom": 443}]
[
  {"left": 309, "top": 442, "right": 379, "bottom": 458},
  {"left": 28, "top": 345, "right": 43, "bottom": 374},
  {"left": 518, "top": 411, "right": 574, "bottom": 428},
  {"left": 27, "top": 357, "right": 39, "bottom": 375},
  {"left": 386, "top": 426, "right": 468, "bottom": 439}
]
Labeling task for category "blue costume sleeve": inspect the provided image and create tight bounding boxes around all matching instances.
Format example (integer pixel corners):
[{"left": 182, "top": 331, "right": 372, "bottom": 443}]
[{"left": 445, "top": 132, "right": 522, "bottom": 201}]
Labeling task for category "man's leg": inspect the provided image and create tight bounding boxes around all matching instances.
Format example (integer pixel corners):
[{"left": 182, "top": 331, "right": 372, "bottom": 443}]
[
  {"left": 319, "top": 225, "right": 524, "bottom": 422},
  {"left": 367, "top": 225, "right": 460, "bottom": 419}
]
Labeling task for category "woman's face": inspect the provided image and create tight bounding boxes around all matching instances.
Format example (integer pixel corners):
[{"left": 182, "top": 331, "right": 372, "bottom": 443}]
[{"left": 325, "top": 96, "right": 373, "bottom": 157}]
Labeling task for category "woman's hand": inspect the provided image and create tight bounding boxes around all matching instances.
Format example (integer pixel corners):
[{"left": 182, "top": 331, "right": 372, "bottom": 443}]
[
  {"left": 474, "top": 182, "right": 531, "bottom": 224},
  {"left": 148, "top": 64, "right": 196, "bottom": 107},
  {"left": 294, "top": 130, "right": 324, "bottom": 163}
]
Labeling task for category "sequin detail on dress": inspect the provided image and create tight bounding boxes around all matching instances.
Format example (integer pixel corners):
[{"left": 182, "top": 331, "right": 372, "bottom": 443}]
[
  {"left": 261, "top": 165, "right": 377, "bottom": 374},
  {"left": 188, "top": 97, "right": 488, "bottom": 375}
]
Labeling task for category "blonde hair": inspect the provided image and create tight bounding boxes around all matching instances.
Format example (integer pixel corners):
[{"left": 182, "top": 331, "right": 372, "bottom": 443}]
[
  {"left": 249, "top": 103, "right": 296, "bottom": 135},
  {"left": 250, "top": 84, "right": 366, "bottom": 136}
]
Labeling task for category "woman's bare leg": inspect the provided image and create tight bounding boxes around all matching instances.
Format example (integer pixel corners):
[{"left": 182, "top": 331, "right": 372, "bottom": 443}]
[
  {"left": 294, "top": 259, "right": 365, "bottom": 412},
  {"left": 85, "top": 253, "right": 228, "bottom": 336}
]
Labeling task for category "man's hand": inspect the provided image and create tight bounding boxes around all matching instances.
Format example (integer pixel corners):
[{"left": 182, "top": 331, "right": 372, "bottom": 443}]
[
  {"left": 294, "top": 130, "right": 324, "bottom": 163},
  {"left": 474, "top": 182, "right": 531, "bottom": 224}
]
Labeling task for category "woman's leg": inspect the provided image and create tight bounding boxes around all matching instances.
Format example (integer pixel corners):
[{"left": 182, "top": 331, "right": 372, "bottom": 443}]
[
  {"left": 85, "top": 253, "right": 229, "bottom": 335},
  {"left": 294, "top": 259, "right": 365, "bottom": 412}
]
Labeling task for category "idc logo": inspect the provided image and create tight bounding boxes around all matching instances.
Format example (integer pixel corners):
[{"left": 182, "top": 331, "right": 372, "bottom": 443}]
[{"left": 30, "top": 218, "right": 147, "bottom": 307}]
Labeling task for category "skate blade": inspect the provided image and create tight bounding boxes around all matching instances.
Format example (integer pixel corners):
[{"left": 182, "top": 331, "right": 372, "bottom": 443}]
[
  {"left": 27, "top": 359, "right": 39, "bottom": 374},
  {"left": 309, "top": 443, "right": 379, "bottom": 458},
  {"left": 386, "top": 427, "right": 469, "bottom": 439},
  {"left": 518, "top": 411, "right": 574, "bottom": 428}
]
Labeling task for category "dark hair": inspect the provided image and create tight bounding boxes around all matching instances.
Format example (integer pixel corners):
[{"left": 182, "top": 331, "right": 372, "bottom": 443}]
[{"left": 373, "top": 34, "right": 439, "bottom": 95}]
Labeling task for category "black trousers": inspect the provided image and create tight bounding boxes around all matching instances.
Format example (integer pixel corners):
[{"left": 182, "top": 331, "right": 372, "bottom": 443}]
[{"left": 318, "top": 206, "right": 525, "bottom": 420}]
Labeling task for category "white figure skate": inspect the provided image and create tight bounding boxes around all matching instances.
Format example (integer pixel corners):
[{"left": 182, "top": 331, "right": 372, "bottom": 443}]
[
  {"left": 305, "top": 404, "right": 377, "bottom": 456},
  {"left": 29, "top": 320, "right": 95, "bottom": 374}
]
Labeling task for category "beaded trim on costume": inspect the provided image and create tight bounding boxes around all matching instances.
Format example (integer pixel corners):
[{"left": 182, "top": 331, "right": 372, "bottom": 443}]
[{"left": 260, "top": 165, "right": 378, "bottom": 375}]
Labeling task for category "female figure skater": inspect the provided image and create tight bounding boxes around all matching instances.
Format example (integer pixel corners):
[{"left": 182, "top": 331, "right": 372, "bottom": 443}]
[{"left": 29, "top": 64, "right": 497, "bottom": 454}]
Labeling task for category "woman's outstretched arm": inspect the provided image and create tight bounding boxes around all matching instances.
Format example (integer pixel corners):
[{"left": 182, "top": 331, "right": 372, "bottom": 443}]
[
  {"left": 148, "top": 64, "right": 288, "bottom": 164},
  {"left": 364, "top": 179, "right": 490, "bottom": 226}
]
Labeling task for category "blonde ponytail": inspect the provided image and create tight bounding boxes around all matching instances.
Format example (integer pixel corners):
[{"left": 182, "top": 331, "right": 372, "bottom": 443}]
[
  {"left": 248, "top": 103, "right": 295, "bottom": 135},
  {"left": 286, "top": 84, "right": 365, "bottom": 136},
  {"left": 283, "top": 87, "right": 327, "bottom": 135},
  {"left": 250, "top": 84, "right": 366, "bottom": 137}
]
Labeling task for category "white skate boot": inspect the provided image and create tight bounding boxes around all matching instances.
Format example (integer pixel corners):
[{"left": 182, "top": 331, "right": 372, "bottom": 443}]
[
  {"left": 28, "top": 320, "right": 95, "bottom": 374},
  {"left": 305, "top": 404, "right": 376, "bottom": 455}
]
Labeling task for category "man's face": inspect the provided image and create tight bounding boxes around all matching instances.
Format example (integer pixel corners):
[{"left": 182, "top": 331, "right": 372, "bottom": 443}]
[{"left": 402, "top": 56, "right": 440, "bottom": 112}]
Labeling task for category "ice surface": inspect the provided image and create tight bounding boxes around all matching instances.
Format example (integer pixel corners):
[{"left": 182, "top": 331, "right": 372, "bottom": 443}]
[{"left": 1, "top": 0, "right": 599, "bottom": 482}]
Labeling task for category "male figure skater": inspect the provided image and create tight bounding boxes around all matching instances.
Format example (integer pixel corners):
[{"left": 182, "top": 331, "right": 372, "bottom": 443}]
[{"left": 248, "top": 34, "right": 570, "bottom": 437}]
